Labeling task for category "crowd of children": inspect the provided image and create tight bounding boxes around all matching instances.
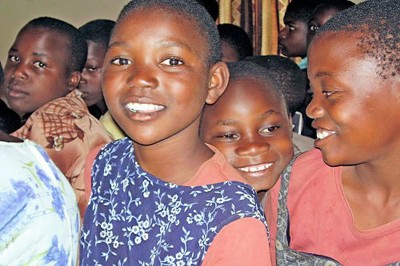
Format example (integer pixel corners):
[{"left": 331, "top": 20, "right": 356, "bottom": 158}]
[{"left": 1, "top": 0, "right": 399, "bottom": 265}]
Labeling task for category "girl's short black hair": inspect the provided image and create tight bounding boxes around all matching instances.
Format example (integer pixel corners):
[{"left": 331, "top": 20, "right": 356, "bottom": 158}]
[
  {"left": 316, "top": 0, "right": 399, "bottom": 79},
  {"left": 22, "top": 17, "right": 88, "bottom": 73},
  {"left": 218, "top": 24, "right": 253, "bottom": 60},
  {"left": 117, "top": 0, "right": 221, "bottom": 65},
  {"left": 79, "top": 19, "right": 115, "bottom": 47}
]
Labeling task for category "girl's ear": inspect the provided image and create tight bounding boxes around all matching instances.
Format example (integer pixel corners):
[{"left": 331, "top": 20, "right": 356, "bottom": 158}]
[
  {"left": 67, "top": 71, "right": 81, "bottom": 91},
  {"left": 205, "top": 61, "right": 230, "bottom": 104}
]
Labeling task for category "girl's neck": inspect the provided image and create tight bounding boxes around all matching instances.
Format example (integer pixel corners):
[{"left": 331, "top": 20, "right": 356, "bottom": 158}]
[{"left": 134, "top": 136, "right": 213, "bottom": 185}]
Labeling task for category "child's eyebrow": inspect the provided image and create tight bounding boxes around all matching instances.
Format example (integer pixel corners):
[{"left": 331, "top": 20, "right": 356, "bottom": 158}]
[
  {"left": 314, "top": 71, "right": 333, "bottom": 78},
  {"left": 32, "top": 52, "right": 48, "bottom": 57},
  {"left": 259, "top": 109, "right": 280, "bottom": 119},
  {"left": 215, "top": 119, "right": 237, "bottom": 126},
  {"left": 157, "top": 40, "right": 193, "bottom": 51},
  {"left": 214, "top": 110, "right": 278, "bottom": 126},
  {"left": 108, "top": 41, "right": 129, "bottom": 49}
]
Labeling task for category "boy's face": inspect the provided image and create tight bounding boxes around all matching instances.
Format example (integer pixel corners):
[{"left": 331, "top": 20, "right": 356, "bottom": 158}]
[
  {"left": 103, "top": 8, "right": 222, "bottom": 146},
  {"left": 201, "top": 78, "right": 294, "bottom": 192},
  {"left": 307, "top": 32, "right": 400, "bottom": 166},
  {"left": 307, "top": 7, "right": 339, "bottom": 46},
  {"left": 279, "top": 13, "right": 308, "bottom": 58},
  {"left": 4, "top": 28, "right": 74, "bottom": 115},
  {"left": 79, "top": 41, "right": 107, "bottom": 107}
]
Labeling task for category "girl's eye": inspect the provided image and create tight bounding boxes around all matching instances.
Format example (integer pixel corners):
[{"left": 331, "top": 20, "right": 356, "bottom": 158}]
[
  {"left": 260, "top": 125, "right": 280, "bottom": 135},
  {"left": 288, "top": 26, "right": 295, "bottom": 31},
  {"left": 9, "top": 55, "right": 19, "bottom": 63},
  {"left": 111, "top": 57, "right": 131, "bottom": 66},
  {"left": 216, "top": 133, "right": 239, "bottom": 141},
  {"left": 161, "top": 58, "right": 183, "bottom": 66},
  {"left": 309, "top": 25, "right": 319, "bottom": 32},
  {"left": 33, "top": 61, "right": 46, "bottom": 68},
  {"left": 86, "top": 66, "right": 98, "bottom": 72},
  {"left": 322, "top": 91, "right": 335, "bottom": 97}
]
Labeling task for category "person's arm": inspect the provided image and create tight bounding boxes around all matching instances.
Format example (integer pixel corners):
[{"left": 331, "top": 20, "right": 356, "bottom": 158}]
[
  {"left": 83, "top": 145, "right": 103, "bottom": 204},
  {"left": 202, "top": 217, "right": 271, "bottom": 265},
  {"left": 0, "top": 130, "right": 22, "bottom": 142}
]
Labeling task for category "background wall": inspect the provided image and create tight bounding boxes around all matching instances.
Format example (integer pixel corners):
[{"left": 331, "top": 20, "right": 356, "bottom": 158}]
[
  {"left": 0, "top": 0, "right": 129, "bottom": 64},
  {"left": 0, "top": 0, "right": 366, "bottom": 66}
]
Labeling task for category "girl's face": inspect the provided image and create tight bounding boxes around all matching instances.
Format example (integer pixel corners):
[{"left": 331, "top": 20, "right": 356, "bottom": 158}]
[
  {"left": 79, "top": 41, "right": 107, "bottom": 107},
  {"left": 201, "top": 78, "right": 294, "bottom": 192},
  {"left": 4, "top": 28, "right": 74, "bottom": 115},
  {"left": 307, "top": 7, "right": 340, "bottom": 45},
  {"left": 103, "top": 8, "right": 222, "bottom": 147},
  {"left": 307, "top": 32, "right": 400, "bottom": 167}
]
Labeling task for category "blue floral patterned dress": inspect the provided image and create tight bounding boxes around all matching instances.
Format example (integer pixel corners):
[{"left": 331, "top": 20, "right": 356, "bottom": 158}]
[
  {"left": 0, "top": 140, "right": 80, "bottom": 265},
  {"left": 81, "top": 138, "right": 267, "bottom": 266}
]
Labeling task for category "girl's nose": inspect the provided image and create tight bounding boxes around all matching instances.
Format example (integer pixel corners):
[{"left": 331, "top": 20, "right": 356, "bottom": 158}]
[{"left": 235, "top": 137, "right": 271, "bottom": 157}]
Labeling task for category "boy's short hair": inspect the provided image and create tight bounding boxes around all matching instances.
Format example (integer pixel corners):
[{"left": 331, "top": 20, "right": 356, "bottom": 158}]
[
  {"left": 285, "top": 0, "right": 324, "bottom": 22},
  {"left": 313, "top": 0, "right": 355, "bottom": 14},
  {"left": 245, "top": 55, "right": 307, "bottom": 116},
  {"left": 316, "top": 0, "right": 399, "bottom": 79},
  {"left": 117, "top": 0, "right": 221, "bottom": 65},
  {"left": 21, "top": 17, "right": 88, "bottom": 73},
  {"left": 78, "top": 19, "right": 115, "bottom": 47},
  {"left": 195, "top": 0, "right": 219, "bottom": 21},
  {"left": 227, "top": 61, "right": 286, "bottom": 111},
  {"left": 218, "top": 24, "right": 253, "bottom": 60}
]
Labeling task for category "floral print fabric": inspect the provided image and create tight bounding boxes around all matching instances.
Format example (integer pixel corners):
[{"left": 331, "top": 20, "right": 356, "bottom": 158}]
[
  {"left": 81, "top": 138, "right": 267, "bottom": 265},
  {"left": 0, "top": 140, "right": 79, "bottom": 266}
]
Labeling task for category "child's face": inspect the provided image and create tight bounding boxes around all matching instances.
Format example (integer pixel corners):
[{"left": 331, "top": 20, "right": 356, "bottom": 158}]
[
  {"left": 4, "top": 28, "right": 74, "bottom": 115},
  {"left": 79, "top": 41, "right": 107, "bottom": 107},
  {"left": 103, "top": 8, "right": 224, "bottom": 146},
  {"left": 279, "top": 13, "right": 308, "bottom": 58},
  {"left": 201, "top": 78, "right": 294, "bottom": 192},
  {"left": 307, "top": 7, "right": 339, "bottom": 46},
  {"left": 307, "top": 32, "right": 400, "bottom": 166}
]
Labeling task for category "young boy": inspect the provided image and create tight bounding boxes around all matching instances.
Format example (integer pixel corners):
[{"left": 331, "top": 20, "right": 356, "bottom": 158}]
[
  {"left": 266, "top": 1, "right": 400, "bottom": 265},
  {"left": 278, "top": 0, "right": 322, "bottom": 139},
  {"left": 278, "top": 0, "right": 322, "bottom": 69},
  {"left": 306, "top": 0, "right": 355, "bottom": 45},
  {"left": 78, "top": 19, "right": 115, "bottom": 119},
  {"left": 78, "top": 19, "right": 126, "bottom": 140},
  {"left": 200, "top": 61, "right": 294, "bottom": 203},
  {"left": 218, "top": 23, "right": 253, "bottom": 63},
  {"left": 4, "top": 17, "right": 112, "bottom": 217},
  {"left": 81, "top": 1, "right": 271, "bottom": 265},
  {"left": 245, "top": 55, "right": 314, "bottom": 152}
]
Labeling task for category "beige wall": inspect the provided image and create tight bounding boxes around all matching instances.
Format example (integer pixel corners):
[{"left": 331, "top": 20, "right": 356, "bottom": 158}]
[
  {"left": 0, "top": 0, "right": 366, "bottom": 66},
  {"left": 0, "top": 0, "right": 129, "bottom": 64}
]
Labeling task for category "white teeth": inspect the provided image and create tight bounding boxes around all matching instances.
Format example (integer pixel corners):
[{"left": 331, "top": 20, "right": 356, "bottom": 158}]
[
  {"left": 238, "top": 163, "right": 273, "bottom": 173},
  {"left": 125, "top": 102, "right": 164, "bottom": 113},
  {"left": 316, "top": 129, "right": 335, "bottom": 140}
]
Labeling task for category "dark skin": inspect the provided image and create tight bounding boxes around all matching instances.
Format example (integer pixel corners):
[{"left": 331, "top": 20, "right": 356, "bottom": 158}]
[
  {"left": 278, "top": 13, "right": 308, "bottom": 58},
  {"left": 4, "top": 28, "right": 80, "bottom": 117},
  {"left": 201, "top": 77, "right": 293, "bottom": 201},
  {"left": 102, "top": 8, "right": 229, "bottom": 185},
  {"left": 0, "top": 130, "right": 22, "bottom": 142},
  {"left": 307, "top": 32, "right": 400, "bottom": 230},
  {"left": 79, "top": 41, "right": 107, "bottom": 114}
]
